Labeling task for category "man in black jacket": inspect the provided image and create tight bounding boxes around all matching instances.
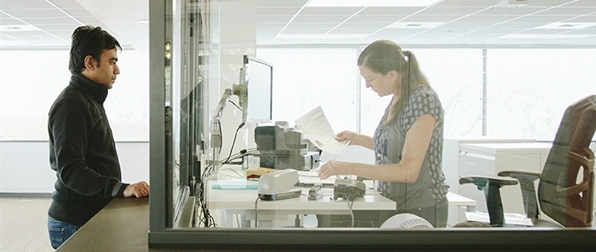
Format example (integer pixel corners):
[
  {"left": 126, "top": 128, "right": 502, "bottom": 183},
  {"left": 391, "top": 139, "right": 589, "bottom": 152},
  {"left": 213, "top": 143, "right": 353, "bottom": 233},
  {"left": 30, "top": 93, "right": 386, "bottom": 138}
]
[{"left": 47, "top": 25, "right": 150, "bottom": 249}]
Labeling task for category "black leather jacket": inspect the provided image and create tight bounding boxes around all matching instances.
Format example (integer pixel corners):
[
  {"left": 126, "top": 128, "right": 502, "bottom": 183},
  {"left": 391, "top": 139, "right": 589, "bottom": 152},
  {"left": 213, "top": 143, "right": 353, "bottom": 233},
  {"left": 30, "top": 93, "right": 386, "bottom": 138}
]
[{"left": 47, "top": 73, "right": 127, "bottom": 226}]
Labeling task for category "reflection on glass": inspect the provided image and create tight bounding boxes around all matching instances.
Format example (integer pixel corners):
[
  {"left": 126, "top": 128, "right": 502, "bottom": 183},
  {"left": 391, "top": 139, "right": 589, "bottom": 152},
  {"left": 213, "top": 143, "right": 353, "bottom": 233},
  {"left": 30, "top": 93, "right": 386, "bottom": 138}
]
[{"left": 150, "top": 0, "right": 596, "bottom": 249}]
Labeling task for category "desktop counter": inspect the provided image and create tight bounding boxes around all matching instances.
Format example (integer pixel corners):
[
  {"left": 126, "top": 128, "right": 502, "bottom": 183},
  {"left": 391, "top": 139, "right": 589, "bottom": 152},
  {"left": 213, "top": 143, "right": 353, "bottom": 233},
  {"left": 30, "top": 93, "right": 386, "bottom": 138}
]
[
  {"left": 56, "top": 190, "right": 475, "bottom": 251},
  {"left": 56, "top": 197, "right": 587, "bottom": 252}
]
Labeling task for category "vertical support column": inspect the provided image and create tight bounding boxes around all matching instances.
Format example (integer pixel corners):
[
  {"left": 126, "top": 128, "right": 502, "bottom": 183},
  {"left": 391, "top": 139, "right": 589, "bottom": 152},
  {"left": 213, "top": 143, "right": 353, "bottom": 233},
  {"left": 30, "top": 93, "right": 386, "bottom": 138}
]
[{"left": 149, "top": 0, "right": 168, "bottom": 234}]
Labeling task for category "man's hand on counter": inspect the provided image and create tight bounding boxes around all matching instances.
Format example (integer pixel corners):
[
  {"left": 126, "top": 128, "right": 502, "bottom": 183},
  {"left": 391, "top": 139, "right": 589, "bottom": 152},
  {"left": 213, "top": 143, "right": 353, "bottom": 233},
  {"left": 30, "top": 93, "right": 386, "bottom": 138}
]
[{"left": 123, "top": 181, "right": 150, "bottom": 198}]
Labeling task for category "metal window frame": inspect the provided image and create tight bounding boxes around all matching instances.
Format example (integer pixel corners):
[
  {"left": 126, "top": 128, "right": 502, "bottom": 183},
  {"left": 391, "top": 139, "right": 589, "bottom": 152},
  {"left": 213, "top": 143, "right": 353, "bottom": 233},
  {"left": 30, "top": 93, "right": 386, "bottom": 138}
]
[{"left": 148, "top": 0, "right": 596, "bottom": 249}]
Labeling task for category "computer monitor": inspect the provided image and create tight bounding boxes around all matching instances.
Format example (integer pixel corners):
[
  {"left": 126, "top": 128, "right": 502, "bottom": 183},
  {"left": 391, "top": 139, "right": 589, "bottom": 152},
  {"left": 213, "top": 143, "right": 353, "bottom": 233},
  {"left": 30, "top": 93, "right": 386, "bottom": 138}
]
[{"left": 240, "top": 55, "right": 273, "bottom": 123}]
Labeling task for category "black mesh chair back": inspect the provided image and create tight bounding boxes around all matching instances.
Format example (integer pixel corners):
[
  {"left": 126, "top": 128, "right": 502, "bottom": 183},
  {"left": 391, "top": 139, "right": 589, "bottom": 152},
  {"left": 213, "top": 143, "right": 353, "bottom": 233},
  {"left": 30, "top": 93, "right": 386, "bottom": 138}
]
[{"left": 538, "top": 95, "right": 596, "bottom": 227}]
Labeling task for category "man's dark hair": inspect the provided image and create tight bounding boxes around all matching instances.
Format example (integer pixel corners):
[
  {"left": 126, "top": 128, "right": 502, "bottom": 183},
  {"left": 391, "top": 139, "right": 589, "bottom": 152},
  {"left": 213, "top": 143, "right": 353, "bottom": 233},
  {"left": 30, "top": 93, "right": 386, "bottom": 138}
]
[{"left": 69, "top": 25, "right": 122, "bottom": 74}]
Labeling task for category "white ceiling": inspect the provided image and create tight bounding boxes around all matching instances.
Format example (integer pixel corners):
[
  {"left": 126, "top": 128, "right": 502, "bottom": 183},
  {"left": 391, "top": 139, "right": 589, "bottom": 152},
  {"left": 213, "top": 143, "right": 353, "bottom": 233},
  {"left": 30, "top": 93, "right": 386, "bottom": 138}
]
[{"left": 1, "top": 0, "right": 596, "bottom": 52}]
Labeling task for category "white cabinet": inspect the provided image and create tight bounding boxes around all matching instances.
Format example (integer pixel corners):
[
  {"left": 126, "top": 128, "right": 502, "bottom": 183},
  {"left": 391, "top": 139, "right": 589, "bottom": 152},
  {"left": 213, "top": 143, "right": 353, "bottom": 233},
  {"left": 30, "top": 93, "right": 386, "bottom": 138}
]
[
  {"left": 442, "top": 137, "right": 538, "bottom": 226},
  {"left": 442, "top": 137, "right": 537, "bottom": 195},
  {"left": 458, "top": 142, "right": 552, "bottom": 215}
]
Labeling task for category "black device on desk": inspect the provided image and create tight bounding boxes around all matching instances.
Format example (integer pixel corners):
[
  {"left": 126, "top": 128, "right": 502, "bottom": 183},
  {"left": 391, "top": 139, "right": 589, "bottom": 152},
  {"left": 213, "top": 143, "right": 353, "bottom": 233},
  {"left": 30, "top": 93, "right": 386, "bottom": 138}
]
[
  {"left": 253, "top": 121, "right": 320, "bottom": 170},
  {"left": 333, "top": 179, "right": 366, "bottom": 200}
]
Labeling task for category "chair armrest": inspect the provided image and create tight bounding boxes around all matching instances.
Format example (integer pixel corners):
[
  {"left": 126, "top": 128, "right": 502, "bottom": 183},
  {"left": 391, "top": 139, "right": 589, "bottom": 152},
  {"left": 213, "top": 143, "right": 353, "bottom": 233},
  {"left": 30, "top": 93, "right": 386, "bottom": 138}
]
[
  {"left": 459, "top": 175, "right": 518, "bottom": 190},
  {"left": 459, "top": 175, "right": 518, "bottom": 226},
  {"left": 497, "top": 170, "right": 541, "bottom": 180},
  {"left": 497, "top": 171, "right": 540, "bottom": 219}
]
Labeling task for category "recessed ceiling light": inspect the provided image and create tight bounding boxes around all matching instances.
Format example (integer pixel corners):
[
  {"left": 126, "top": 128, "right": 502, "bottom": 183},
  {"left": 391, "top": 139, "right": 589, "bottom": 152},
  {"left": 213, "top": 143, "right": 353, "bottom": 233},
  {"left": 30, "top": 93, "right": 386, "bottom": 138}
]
[
  {"left": 305, "top": 0, "right": 443, "bottom": 7},
  {"left": 0, "top": 25, "right": 41, "bottom": 32},
  {"left": 387, "top": 22, "right": 444, "bottom": 29},
  {"left": 499, "top": 34, "right": 594, "bottom": 39},
  {"left": 533, "top": 22, "right": 596, "bottom": 30}
]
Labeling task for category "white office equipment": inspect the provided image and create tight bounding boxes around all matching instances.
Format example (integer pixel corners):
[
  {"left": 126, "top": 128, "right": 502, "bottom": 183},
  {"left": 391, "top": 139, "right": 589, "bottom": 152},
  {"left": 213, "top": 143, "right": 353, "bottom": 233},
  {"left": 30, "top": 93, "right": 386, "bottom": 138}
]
[{"left": 258, "top": 169, "right": 302, "bottom": 200}]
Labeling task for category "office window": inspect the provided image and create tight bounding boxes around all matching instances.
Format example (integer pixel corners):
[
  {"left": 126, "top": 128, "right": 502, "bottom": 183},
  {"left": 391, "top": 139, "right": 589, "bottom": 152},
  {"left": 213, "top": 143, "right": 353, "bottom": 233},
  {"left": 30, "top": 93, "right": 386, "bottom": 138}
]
[
  {"left": 486, "top": 49, "right": 596, "bottom": 140},
  {"left": 0, "top": 51, "right": 70, "bottom": 139},
  {"left": 361, "top": 48, "right": 484, "bottom": 137},
  {"left": 257, "top": 48, "right": 360, "bottom": 133},
  {"left": 0, "top": 50, "right": 149, "bottom": 140},
  {"left": 258, "top": 47, "right": 483, "bottom": 138}
]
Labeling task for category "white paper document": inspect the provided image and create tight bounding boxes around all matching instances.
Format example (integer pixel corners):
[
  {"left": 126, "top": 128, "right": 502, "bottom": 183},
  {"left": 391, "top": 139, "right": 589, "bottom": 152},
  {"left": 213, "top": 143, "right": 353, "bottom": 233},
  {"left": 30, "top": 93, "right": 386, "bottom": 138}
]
[
  {"left": 297, "top": 169, "right": 336, "bottom": 185},
  {"left": 294, "top": 106, "right": 350, "bottom": 155},
  {"left": 465, "top": 212, "right": 534, "bottom": 226}
]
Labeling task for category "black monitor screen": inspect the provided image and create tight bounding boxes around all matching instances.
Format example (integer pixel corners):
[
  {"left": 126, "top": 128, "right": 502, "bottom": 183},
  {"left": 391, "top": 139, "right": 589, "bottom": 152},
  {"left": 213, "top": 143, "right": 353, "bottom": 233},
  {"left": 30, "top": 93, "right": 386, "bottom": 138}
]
[{"left": 244, "top": 55, "right": 273, "bottom": 122}]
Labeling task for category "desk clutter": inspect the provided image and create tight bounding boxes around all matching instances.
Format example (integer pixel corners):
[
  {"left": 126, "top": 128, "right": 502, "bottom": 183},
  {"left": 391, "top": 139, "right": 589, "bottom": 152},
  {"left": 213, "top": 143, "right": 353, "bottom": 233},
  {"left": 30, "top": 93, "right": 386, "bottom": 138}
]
[
  {"left": 207, "top": 165, "right": 476, "bottom": 228},
  {"left": 246, "top": 167, "right": 276, "bottom": 179}
]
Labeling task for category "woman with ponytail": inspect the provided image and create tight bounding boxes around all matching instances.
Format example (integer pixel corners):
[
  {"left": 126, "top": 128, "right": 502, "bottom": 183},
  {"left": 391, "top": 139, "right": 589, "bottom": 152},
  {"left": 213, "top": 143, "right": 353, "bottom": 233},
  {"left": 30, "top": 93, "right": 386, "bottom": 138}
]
[{"left": 318, "top": 40, "right": 449, "bottom": 227}]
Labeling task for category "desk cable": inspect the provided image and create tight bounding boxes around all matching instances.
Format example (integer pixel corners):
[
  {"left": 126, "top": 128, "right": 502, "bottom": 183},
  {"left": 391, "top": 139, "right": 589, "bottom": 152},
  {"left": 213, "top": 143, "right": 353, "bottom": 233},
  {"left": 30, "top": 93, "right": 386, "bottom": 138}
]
[
  {"left": 195, "top": 165, "right": 217, "bottom": 228},
  {"left": 221, "top": 148, "right": 258, "bottom": 165},
  {"left": 222, "top": 122, "right": 245, "bottom": 164},
  {"left": 346, "top": 196, "right": 356, "bottom": 228},
  {"left": 254, "top": 196, "right": 260, "bottom": 228},
  {"left": 326, "top": 155, "right": 357, "bottom": 227}
]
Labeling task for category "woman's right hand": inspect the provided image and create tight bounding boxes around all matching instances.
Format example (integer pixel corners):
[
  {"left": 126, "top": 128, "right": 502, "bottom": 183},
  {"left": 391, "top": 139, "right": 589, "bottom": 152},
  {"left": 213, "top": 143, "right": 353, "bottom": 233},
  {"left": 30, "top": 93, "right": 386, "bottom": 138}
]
[
  {"left": 335, "top": 130, "right": 374, "bottom": 150},
  {"left": 335, "top": 130, "right": 357, "bottom": 145}
]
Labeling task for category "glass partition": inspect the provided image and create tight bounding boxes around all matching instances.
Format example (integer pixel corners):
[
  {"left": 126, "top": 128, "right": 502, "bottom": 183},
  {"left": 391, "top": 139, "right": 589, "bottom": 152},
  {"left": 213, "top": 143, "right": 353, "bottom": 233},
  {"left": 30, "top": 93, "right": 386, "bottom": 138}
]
[{"left": 149, "top": 0, "right": 596, "bottom": 249}]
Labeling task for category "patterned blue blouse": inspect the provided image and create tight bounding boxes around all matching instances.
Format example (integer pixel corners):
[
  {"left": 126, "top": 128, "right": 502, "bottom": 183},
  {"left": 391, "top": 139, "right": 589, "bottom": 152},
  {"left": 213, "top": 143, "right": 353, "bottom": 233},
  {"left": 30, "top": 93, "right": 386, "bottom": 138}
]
[{"left": 373, "top": 85, "right": 449, "bottom": 211}]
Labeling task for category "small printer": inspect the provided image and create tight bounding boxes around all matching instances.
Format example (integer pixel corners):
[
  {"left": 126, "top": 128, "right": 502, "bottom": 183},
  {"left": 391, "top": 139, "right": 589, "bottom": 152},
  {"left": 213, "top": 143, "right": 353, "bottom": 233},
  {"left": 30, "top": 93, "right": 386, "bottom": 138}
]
[
  {"left": 258, "top": 169, "right": 302, "bottom": 201},
  {"left": 333, "top": 179, "right": 366, "bottom": 200}
]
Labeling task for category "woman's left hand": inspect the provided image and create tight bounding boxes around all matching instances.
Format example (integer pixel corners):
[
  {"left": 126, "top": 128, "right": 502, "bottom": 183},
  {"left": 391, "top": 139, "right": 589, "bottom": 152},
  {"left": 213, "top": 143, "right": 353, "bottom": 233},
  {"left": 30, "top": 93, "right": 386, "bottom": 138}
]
[{"left": 318, "top": 160, "right": 345, "bottom": 180}]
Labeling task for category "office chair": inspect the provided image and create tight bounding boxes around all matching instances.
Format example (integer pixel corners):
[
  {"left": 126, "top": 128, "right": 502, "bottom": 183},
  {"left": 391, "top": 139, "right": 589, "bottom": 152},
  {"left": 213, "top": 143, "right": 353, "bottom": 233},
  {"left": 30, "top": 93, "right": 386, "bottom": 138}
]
[{"left": 459, "top": 95, "right": 596, "bottom": 227}]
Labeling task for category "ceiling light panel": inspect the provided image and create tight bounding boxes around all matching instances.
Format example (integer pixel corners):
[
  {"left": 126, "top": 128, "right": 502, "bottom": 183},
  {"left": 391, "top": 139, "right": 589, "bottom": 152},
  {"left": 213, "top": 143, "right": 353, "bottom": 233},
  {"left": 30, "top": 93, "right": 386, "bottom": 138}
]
[
  {"left": 534, "top": 22, "right": 596, "bottom": 29},
  {"left": 305, "top": 0, "right": 443, "bottom": 7},
  {"left": 0, "top": 25, "right": 41, "bottom": 32},
  {"left": 499, "top": 33, "right": 595, "bottom": 39}
]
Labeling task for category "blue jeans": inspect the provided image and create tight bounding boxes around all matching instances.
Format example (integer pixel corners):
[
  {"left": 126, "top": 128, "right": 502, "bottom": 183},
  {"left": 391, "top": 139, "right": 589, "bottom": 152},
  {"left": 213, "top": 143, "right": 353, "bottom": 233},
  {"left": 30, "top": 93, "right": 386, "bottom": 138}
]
[{"left": 47, "top": 216, "right": 80, "bottom": 249}]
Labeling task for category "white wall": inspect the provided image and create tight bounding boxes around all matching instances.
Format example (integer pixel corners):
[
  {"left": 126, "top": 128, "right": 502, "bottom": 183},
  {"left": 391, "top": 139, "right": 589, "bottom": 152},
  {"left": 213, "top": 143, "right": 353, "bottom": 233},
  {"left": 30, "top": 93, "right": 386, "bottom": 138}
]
[{"left": 0, "top": 140, "right": 149, "bottom": 193}]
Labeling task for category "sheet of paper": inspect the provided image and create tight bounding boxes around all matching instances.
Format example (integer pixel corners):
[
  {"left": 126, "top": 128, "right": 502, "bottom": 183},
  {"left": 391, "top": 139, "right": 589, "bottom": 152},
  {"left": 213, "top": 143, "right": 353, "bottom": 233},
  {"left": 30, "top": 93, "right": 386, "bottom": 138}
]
[
  {"left": 465, "top": 212, "right": 534, "bottom": 226},
  {"left": 294, "top": 106, "right": 350, "bottom": 155},
  {"left": 297, "top": 170, "right": 336, "bottom": 185}
]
